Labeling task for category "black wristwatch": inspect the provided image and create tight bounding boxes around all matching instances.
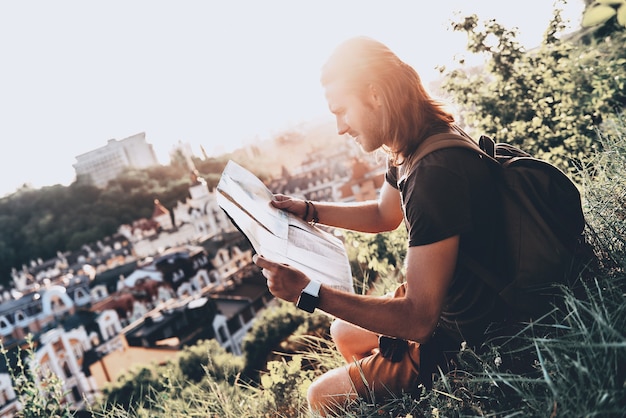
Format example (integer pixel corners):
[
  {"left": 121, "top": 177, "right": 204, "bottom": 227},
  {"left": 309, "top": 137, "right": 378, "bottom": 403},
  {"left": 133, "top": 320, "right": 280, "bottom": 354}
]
[{"left": 296, "top": 281, "right": 321, "bottom": 313}]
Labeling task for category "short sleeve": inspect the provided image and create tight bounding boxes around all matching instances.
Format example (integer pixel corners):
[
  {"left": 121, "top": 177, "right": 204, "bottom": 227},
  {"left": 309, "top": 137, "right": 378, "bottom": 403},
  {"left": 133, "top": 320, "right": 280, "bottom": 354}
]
[
  {"left": 385, "top": 160, "right": 399, "bottom": 190},
  {"left": 402, "top": 161, "right": 473, "bottom": 246}
]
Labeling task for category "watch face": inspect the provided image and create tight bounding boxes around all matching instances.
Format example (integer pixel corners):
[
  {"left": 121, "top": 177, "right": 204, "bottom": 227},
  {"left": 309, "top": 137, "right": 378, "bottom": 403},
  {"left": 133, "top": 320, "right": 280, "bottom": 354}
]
[{"left": 297, "top": 292, "right": 319, "bottom": 313}]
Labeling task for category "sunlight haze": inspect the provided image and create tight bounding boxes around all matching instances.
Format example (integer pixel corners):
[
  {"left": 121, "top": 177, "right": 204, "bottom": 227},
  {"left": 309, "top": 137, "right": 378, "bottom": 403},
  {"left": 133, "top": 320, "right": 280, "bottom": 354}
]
[{"left": 0, "top": 0, "right": 585, "bottom": 197}]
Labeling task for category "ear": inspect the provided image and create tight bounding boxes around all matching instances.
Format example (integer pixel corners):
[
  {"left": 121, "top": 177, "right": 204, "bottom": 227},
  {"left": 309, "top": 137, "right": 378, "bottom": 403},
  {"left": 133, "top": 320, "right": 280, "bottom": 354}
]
[{"left": 367, "top": 84, "right": 383, "bottom": 108}]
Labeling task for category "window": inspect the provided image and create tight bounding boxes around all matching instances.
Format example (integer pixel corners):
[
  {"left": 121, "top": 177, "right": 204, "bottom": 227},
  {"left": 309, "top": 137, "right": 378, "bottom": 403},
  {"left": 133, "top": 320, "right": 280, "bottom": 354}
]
[
  {"left": 217, "top": 326, "right": 228, "bottom": 343},
  {"left": 74, "top": 288, "right": 88, "bottom": 300},
  {"left": 72, "top": 343, "right": 83, "bottom": 359},
  {"left": 62, "top": 361, "right": 72, "bottom": 378},
  {"left": 71, "top": 386, "right": 82, "bottom": 403},
  {"left": 14, "top": 311, "right": 27, "bottom": 324},
  {"left": 0, "top": 317, "right": 11, "bottom": 331}
]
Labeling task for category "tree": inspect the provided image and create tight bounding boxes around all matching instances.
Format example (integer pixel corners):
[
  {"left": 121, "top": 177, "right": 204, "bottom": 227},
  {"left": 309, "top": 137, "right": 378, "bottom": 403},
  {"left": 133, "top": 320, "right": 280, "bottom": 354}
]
[{"left": 440, "top": 3, "right": 626, "bottom": 176}]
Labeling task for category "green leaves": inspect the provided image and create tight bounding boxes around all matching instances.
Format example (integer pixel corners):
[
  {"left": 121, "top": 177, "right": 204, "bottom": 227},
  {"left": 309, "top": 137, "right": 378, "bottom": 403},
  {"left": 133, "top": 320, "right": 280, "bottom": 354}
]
[
  {"left": 582, "top": 0, "right": 626, "bottom": 27},
  {"left": 442, "top": 5, "right": 626, "bottom": 178}
]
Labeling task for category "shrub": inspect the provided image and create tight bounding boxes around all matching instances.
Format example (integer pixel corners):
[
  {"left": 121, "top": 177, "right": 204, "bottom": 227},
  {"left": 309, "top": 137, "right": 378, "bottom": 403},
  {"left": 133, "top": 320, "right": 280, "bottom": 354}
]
[{"left": 1, "top": 337, "right": 74, "bottom": 418}]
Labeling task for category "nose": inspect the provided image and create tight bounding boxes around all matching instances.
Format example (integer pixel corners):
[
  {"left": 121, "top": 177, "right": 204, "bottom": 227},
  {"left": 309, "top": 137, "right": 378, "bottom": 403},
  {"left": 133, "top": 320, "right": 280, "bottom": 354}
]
[{"left": 336, "top": 115, "right": 349, "bottom": 136}]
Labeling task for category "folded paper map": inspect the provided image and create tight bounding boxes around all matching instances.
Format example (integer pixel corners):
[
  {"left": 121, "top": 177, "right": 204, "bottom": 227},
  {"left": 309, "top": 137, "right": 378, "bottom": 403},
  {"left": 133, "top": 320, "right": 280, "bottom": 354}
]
[{"left": 216, "top": 160, "right": 354, "bottom": 293}]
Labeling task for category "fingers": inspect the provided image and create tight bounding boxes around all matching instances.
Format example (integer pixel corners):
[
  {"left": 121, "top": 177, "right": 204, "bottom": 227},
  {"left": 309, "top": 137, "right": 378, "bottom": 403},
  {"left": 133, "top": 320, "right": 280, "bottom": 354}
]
[
  {"left": 253, "top": 254, "right": 275, "bottom": 270},
  {"left": 270, "top": 195, "right": 305, "bottom": 216},
  {"left": 273, "top": 194, "right": 290, "bottom": 202},
  {"left": 253, "top": 255, "right": 310, "bottom": 304},
  {"left": 253, "top": 254, "right": 287, "bottom": 277},
  {"left": 254, "top": 255, "right": 283, "bottom": 297},
  {"left": 270, "top": 198, "right": 295, "bottom": 210},
  {"left": 254, "top": 255, "right": 275, "bottom": 287},
  {"left": 271, "top": 194, "right": 293, "bottom": 209},
  {"left": 254, "top": 254, "right": 292, "bottom": 271}
]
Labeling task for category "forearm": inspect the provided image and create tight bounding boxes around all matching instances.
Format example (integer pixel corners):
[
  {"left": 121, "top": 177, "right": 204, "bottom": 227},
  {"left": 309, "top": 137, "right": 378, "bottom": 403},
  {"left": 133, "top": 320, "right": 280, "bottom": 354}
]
[
  {"left": 317, "top": 285, "right": 437, "bottom": 343},
  {"left": 308, "top": 200, "right": 398, "bottom": 233},
  {"left": 314, "top": 238, "right": 458, "bottom": 343},
  {"left": 272, "top": 182, "right": 402, "bottom": 233},
  {"left": 254, "top": 240, "right": 448, "bottom": 343}
]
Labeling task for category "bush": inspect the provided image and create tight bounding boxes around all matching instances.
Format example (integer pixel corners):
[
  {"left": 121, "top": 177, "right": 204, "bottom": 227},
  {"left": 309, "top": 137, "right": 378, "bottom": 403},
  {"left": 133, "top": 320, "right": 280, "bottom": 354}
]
[
  {"left": 1, "top": 337, "right": 74, "bottom": 418},
  {"left": 441, "top": 6, "right": 626, "bottom": 178}
]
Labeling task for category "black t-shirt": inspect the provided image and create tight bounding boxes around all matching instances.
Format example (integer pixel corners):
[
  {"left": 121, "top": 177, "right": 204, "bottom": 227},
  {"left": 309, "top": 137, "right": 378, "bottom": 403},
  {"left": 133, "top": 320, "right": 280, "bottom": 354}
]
[{"left": 386, "top": 147, "right": 510, "bottom": 346}]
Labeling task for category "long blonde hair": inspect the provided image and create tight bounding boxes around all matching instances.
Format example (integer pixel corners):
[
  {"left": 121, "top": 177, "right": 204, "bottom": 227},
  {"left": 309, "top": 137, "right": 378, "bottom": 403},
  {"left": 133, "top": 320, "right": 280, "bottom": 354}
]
[{"left": 321, "top": 36, "right": 454, "bottom": 166}]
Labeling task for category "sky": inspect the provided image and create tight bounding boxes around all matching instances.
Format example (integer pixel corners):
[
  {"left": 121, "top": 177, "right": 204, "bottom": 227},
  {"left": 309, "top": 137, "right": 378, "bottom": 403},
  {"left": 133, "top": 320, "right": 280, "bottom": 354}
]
[{"left": 0, "top": 1, "right": 585, "bottom": 198}]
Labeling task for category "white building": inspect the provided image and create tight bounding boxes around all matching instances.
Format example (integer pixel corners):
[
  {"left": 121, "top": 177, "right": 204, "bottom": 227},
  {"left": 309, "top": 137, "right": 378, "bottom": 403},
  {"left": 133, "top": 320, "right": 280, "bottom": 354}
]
[
  {"left": 34, "top": 326, "right": 98, "bottom": 408},
  {"left": 73, "top": 132, "right": 159, "bottom": 188},
  {"left": 171, "top": 171, "right": 233, "bottom": 237}
]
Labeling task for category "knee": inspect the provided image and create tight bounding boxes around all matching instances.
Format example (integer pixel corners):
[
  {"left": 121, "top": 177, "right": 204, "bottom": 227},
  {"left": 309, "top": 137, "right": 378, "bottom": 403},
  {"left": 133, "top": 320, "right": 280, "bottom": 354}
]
[
  {"left": 306, "top": 378, "right": 325, "bottom": 414},
  {"left": 330, "top": 319, "right": 378, "bottom": 362},
  {"left": 307, "top": 372, "right": 351, "bottom": 416},
  {"left": 329, "top": 318, "right": 351, "bottom": 343}
]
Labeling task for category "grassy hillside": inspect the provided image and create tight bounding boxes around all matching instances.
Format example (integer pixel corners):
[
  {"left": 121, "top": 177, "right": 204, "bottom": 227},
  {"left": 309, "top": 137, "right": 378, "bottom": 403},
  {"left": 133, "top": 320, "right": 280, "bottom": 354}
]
[{"left": 8, "top": 116, "right": 622, "bottom": 418}]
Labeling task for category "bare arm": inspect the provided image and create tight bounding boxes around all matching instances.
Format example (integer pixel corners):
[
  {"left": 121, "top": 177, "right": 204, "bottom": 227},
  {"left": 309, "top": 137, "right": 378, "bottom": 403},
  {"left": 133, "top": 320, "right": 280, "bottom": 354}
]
[
  {"left": 255, "top": 235, "right": 459, "bottom": 343},
  {"left": 272, "top": 181, "right": 403, "bottom": 233}
]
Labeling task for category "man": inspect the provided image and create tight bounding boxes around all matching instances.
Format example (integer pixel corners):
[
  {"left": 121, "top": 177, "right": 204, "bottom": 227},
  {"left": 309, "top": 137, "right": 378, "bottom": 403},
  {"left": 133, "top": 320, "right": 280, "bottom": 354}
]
[{"left": 254, "top": 36, "right": 512, "bottom": 415}]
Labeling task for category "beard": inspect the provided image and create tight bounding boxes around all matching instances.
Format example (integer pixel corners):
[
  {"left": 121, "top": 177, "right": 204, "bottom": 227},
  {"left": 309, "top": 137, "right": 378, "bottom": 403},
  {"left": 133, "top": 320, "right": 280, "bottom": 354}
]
[{"left": 356, "top": 106, "right": 386, "bottom": 153}]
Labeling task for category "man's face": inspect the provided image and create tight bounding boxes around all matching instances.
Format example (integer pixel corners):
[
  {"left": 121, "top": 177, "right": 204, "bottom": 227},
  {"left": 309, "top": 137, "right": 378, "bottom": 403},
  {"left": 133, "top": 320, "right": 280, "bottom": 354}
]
[{"left": 324, "top": 81, "right": 385, "bottom": 153}]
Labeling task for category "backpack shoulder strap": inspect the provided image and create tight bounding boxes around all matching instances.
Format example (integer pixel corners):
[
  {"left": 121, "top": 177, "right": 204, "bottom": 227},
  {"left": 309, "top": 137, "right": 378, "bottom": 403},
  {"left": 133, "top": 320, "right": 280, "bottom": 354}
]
[
  {"left": 400, "top": 130, "right": 496, "bottom": 182},
  {"left": 412, "top": 133, "right": 482, "bottom": 161}
]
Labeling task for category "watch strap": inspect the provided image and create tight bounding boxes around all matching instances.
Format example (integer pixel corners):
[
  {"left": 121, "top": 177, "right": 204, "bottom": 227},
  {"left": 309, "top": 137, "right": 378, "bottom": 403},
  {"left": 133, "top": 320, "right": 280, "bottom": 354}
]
[{"left": 296, "top": 281, "right": 321, "bottom": 313}]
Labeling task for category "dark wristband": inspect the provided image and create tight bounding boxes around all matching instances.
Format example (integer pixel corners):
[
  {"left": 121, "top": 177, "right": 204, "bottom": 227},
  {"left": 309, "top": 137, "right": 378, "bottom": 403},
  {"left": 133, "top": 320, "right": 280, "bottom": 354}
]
[
  {"left": 302, "top": 200, "right": 310, "bottom": 221},
  {"left": 308, "top": 201, "right": 319, "bottom": 225}
]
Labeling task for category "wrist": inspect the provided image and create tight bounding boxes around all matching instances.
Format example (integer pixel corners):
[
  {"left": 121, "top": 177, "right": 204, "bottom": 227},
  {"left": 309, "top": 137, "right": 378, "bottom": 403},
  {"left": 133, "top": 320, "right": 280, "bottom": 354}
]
[
  {"left": 302, "top": 200, "right": 310, "bottom": 221},
  {"left": 306, "top": 201, "right": 319, "bottom": 225},
  {"left": 296, "top": 280, "right": 321, "bottom": 313}
]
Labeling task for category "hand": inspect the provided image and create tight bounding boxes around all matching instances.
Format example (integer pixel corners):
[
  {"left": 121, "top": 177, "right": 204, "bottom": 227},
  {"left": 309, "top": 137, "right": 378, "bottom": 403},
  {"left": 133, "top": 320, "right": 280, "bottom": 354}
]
[
  {"left": 253, "top": 254, "right": 310, "bottom": 303},
  {"left": 271, "top": 194, "right": 308, "bottom": 220}
]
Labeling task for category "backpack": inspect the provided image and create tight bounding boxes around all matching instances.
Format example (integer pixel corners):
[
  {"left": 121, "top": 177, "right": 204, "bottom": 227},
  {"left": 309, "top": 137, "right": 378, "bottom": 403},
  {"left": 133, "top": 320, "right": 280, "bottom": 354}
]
[{"left": 412, "top": 130, "right": 591, "bottom": 318}]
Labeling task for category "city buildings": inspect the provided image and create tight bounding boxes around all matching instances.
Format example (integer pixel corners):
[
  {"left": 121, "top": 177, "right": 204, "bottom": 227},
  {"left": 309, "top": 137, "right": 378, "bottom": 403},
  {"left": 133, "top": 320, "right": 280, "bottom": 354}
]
[{"left": 0, "top": 130, "right": 386, "bottom": 414}]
